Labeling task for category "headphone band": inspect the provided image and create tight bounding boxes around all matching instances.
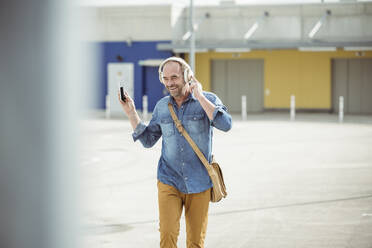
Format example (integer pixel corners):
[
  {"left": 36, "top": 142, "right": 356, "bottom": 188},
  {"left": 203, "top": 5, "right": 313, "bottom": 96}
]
[{"left": 158, "top": 57, "right": 194, "bottom": 84}]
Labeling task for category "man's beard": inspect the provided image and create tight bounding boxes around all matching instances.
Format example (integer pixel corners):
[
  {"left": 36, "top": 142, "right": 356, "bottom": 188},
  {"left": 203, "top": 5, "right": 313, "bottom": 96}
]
[{"left": 167, "top": 84, "right": 185, "bottom": 98}]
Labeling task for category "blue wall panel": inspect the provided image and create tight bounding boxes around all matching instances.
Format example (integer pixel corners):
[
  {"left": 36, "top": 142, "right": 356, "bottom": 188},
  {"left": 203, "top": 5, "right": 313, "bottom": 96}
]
[{"left": 96, "top": 41, "right": 172, "bottom": 110}]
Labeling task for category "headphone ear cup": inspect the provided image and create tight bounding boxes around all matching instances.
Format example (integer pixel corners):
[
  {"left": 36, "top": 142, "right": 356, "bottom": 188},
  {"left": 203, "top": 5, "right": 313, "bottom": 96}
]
[
  {"left": 184, "top": 68, "right": 194, "bottom": 83},
  {"left": 158, "top": 64, "right": 163, "bottom": 83},
  {"left": 189, "top": 69, "right": 194, "bottom": 81},
  {"left": 159, "top": 72, "right": 163, "bottom": 84},
  {"left": 184, "top": 69, "right": 189, "bottom": 83}
]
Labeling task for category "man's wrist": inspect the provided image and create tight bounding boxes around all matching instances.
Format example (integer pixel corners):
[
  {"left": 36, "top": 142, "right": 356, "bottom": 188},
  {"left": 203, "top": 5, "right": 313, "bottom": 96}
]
[
  {"left": 195, "top": 92, "right": 206, "bottom": 102},
  {"left": 127, "top": 109, "right": 139, "bottom": 121},
  {"left": 128, "top": 110, "right": 141, "bottom": 130},
  {"left": 127, "top": 109, "right": 137, "bottom": 118}
]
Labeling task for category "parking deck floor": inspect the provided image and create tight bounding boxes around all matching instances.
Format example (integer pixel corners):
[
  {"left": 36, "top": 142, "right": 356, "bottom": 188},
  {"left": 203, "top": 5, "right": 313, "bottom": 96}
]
[{"left": 81, "top": 113, "right": 372, "bottom": 248}]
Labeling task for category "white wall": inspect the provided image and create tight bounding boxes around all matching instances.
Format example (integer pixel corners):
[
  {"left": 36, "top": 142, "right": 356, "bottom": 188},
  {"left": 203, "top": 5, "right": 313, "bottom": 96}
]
[{"left": 81, "top": 5, "right": 172, "bottom": 41}]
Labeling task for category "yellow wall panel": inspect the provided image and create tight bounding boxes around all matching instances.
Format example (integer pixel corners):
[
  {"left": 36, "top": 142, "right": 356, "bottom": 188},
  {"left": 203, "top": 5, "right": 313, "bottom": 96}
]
[
  {"left": 184, "top": 54, "right": 211, "bottom": 91},
  {"left": 185, "top": 50, "right": 372, "bottom": 110},
  {"left": 195, "top": 53, "right": 211, "bottom": 91},
  {"left": 265, "top": 50, "right": 300, "bottom": 108}
]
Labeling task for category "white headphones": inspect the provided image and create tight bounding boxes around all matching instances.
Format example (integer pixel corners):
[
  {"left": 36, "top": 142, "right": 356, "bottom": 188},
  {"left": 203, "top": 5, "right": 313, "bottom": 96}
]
[{"left": 158, "top": 57, "right": 194, "bottom": 84}]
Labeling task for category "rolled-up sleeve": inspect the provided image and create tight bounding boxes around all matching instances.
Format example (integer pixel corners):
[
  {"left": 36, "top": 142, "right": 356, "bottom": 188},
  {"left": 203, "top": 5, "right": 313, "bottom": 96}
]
[
  {"left": 208, "top": 93, "right": 232, "bottom": 132},
  {"left": 131, "top": 106, "right": 162, "bottom": 148},
  {"left": 132, "top": 122, "right": 147, "bottom": 141}
]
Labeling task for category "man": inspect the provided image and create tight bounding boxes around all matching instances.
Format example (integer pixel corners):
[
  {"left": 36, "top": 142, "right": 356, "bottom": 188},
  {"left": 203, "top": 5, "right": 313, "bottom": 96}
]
[{"left": 118, "top": 57, "right": 232, "bottom": 248}]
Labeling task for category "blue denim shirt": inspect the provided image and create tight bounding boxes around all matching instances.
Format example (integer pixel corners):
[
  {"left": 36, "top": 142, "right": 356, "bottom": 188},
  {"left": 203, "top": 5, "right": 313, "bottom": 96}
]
[{"left": 132, "top": 92, "right": 232, "bottom": 194}]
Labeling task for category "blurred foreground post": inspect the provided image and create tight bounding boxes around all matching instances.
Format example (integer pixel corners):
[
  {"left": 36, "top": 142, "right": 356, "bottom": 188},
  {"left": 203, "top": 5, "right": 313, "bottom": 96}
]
[{"left": 0, "top": 1, "right": 86, "bottom": 248}]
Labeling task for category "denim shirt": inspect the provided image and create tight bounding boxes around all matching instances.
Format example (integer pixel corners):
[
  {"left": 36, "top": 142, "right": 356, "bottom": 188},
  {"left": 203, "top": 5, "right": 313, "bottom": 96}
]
[{"left": 132, "top": 92, "right": 232, "bottom": 194}]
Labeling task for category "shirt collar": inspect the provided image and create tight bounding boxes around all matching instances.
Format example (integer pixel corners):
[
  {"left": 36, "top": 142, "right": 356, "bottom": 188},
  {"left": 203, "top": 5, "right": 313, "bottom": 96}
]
[{"left": 169, "top": 92, "right": 197, "bottom": 105}]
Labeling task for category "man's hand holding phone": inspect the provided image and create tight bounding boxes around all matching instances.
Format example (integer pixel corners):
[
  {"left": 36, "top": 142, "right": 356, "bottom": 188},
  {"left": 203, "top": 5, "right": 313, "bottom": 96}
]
[
  {"left": 117, "top": 85, "right": 141, "bottom": 130},
  {"left": 120, "top": 86, "right": 127, "bottom": 102},
  {"left": 118, "top": 85, "right": 135, "bottom": 117}
]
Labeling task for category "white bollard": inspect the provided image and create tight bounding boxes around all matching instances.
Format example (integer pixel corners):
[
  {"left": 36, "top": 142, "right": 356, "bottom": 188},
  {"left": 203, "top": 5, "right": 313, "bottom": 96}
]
[
  {"left": 339, "top": 96, "right": 344, "bottom": 123},
  {"left": 142, "top": 95, "right": 148, "bottom": 122},
  {"left": 105, "top": 95, "right": 110, "bottom": 119},
  {"left": 290, "top": 95, "right": 295, "bottom": 121},
  {"left": 241, "top": 95, "right": 247, "bottom": 121}
]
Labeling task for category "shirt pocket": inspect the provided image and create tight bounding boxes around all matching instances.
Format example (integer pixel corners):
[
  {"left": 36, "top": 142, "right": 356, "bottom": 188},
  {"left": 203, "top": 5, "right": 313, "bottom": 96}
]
[
  {"left": 184, "top": 114, "right": 206, "bottom": 134},
  {"left": 160, "top": 118, "right": 175, "bottom": 137}
]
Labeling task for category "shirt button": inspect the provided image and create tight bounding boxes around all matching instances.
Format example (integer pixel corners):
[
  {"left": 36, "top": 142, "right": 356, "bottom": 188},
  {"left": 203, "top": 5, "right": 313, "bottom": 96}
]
[
  {"left": 185, "top": 177, "right": 188, "bottom": 180},
  {"left": 181, "top": 148, "right": 183, "bottom": 151},
  {"left": 182, "top": 162, "right": 185, "bottom": 166}
]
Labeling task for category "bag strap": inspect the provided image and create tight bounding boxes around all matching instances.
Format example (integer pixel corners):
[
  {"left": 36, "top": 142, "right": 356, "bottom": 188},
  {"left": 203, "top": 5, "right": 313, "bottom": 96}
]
[{"left": 167, "top": 103, "right": 211, "bottom": 170}]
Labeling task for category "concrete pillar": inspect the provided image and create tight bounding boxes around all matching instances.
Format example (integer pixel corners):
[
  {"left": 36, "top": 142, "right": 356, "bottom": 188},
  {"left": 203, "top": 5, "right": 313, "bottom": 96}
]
[{"left": 189, "top": 0, "right": 195, "bottom": 71}]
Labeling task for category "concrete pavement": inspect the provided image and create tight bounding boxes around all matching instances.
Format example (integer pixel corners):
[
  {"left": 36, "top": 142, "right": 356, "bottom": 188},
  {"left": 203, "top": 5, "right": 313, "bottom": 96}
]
[{"left": 80, "top": 113, "right": 372, "bottom": 248}]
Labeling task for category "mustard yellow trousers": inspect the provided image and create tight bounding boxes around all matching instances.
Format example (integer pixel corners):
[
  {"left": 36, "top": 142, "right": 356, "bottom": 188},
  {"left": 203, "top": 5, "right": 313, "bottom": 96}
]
[{"left": 157, "top": 181, "right": 211, "bottom": 248}]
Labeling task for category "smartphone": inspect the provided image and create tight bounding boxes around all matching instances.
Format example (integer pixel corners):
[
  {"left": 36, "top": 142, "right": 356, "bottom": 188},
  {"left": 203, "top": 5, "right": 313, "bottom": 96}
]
[
  {"left": 120, "top": 86, "right": 126, "bottom": 102},
  {"left": 119, "top": 81, "right": 127, "bottom": 102}
]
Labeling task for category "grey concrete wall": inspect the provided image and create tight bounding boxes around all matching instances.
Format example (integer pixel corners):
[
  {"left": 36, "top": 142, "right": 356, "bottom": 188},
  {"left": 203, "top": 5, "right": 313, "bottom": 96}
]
[{"left": 171, "top": 2, "right": 372, "bottom": 46}]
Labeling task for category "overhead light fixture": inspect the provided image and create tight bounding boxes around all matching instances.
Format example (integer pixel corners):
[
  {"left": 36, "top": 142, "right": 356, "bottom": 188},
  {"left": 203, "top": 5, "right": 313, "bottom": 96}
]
[
  {"left": 215, "top": 48, "right": 251, "bottom": 53},
  {"left": 308, "top": 21, "right": 322, "bottom": 38},
  {"left": 343, "top": 46, "right": 372, "bottom": 51},
  {"left": 182, "top": 12, "right": 211, "bottom": 41},
  {"left": 244, "top": 22, "right": 259, "bottom": 40},
  {"left": 298, "top": 47, "right": 336, "bottom": 52},
  {"left": 182, "top": 31, "right": 192, "bottom": 41},
  {"left": 308, "top": 10, "right": 331, "bottom": 39},
  {"left": 244, "top": 11, "right": 269, "bottom": 41}
]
